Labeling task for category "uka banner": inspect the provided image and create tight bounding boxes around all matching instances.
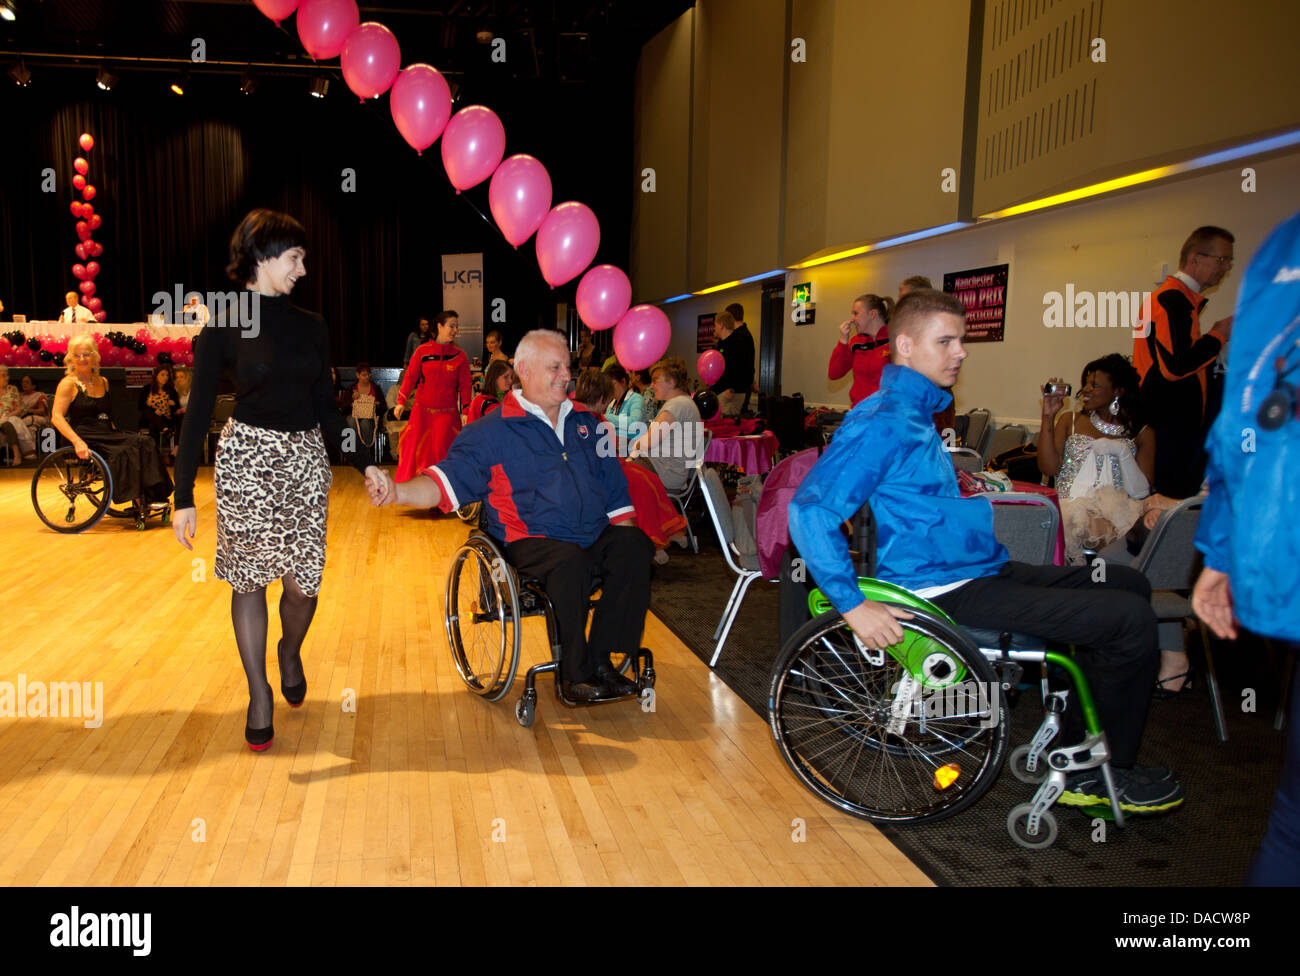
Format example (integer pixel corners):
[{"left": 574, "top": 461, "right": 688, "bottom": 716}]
[{"left": 442, "top": 253, "right": 484, "bottom": 359}]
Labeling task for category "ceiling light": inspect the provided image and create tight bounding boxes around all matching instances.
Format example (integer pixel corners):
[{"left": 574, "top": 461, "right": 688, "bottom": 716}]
[
  {"left": 8, "top": 61, "right": 30, "bottom": 87},
  {"left": 96, "top": 67, "right": 118, "bottom": 91},
  {"left": 309, "top": 77, "right": 329, "bottom": 98},
  {"left": 239, "top": 71, "right": 258, "bottom": 96},
  {"left": 0, "top": 4, "right": 15, "bottom": 23},
  {"left": 169, "top": 73, "right": 187, "bottom": 95}
]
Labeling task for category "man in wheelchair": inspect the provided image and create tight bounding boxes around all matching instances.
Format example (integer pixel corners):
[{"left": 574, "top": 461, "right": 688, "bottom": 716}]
[
  {"left": 371, "top": 329, "right": 653, "bottom": 702},
  {"left": 789, "top": 289, "right": 1184, "bottom": 816}
]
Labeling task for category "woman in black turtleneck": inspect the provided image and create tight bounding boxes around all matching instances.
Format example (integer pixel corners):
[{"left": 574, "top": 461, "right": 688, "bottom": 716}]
[{"left": 172, "top": 209, "right": 384, "bottom": 752}]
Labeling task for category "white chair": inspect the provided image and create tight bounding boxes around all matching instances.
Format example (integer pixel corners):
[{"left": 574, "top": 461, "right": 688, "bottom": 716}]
[
  {"left": 664, "top": 428, "right": 711, "bottom": 553},
  {"left": 698, "top": 467, "right": 772, "bottom": 667}
]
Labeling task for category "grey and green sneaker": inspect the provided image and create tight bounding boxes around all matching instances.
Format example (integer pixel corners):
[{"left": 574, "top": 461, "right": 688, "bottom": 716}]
[{"left": 1059, "top": 765, "right": 1185, "bottom": 813}]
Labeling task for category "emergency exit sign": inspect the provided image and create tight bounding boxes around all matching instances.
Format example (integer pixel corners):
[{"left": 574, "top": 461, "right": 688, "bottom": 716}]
[{"left": 791, "top": 281, "right": 815, "bottom": 325}]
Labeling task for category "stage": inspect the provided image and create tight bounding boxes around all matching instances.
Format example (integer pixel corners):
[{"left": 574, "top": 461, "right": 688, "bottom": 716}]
[{"left": 0, "top": 466, "right": 927, "bottom": 886}]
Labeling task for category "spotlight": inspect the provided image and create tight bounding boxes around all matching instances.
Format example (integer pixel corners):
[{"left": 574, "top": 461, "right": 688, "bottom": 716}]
[
  {"left": 0, "top": 3, "right": 15, "bottom": 23},
  {"left": 309, "top": 77, "right": 329, "bottom": 98},
  {"left": 8, "top": 60, "right": 30, "bottom": 87},
  {"left": 96, "top": 67, "right": 118, "bottom": 91},
  {"left": 239, "top": 70, "right": 258, "bottom": 96},
  {"left": 169, "top": 73, "right": 187, "bottom": 95}
]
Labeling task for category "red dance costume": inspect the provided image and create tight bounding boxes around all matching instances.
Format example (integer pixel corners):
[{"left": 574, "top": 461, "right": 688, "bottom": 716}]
[
  {"left": 827, "top": 327, "right": 890, "bottom": 406},
  {"left": 396, "top": 341, "right": 473, "bottom": 483},
  {"left": 587, "top": 412, "right": 686, "bottom": 549}
]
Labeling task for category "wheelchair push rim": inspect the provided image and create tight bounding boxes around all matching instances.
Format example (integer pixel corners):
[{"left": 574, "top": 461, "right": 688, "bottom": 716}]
[
  {"left": 445, "top": 535, "right": 522, "bottom": 702},
  {"left": 31, "top": 448, "right": 114, "bottom": 533},
  {"left": 769, "top": 608, "right": 1009, "bottom": 825}
]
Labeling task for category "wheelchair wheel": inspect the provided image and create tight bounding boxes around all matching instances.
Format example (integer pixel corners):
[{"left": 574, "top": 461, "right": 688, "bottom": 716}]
[
  {"left": 445, "top": 534, "right": 521, "bottom": 702},
  {"left": 456, "top": 501, "right": 483, "bottom": 524},
  {"left": 31, "top": 448, "right": 113, "bottom": 533},
  {"left": 1007, "top": 803, "right": 1058, "bottom": 850},
  {"left": 769, "top": 608, "right": 1009, "bottom": 825}
]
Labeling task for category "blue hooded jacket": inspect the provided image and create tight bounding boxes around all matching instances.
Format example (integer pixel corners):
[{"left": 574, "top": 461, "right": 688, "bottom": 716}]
[
  {"left": 1195, "top": 208, "right": 1300, "bottom": 640},
  {"left": 789, "top": 364, "right": 1008, "bottom": 615}
]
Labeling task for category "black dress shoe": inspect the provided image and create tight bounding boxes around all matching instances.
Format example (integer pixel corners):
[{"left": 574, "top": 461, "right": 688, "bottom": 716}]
[
  {"left": 595, "top": 664, "right": 638, "bottom": 698},
  {"left": 561, "top": 680, "right": 605, "bottom": 703}
]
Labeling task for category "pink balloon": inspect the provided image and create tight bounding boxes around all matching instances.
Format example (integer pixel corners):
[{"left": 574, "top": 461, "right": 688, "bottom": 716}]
[
  {"left": 575, "top": 265, "right": 632, "bottom": 331},
  {"left": 94, "top": 311, "right": 108, "bottom": 324},
  {"left": 389, "top": 64, "right": 452, "bottom": 154},
  {"left": 341, "top": 22, "right": 401, "bottom": 100},
  {"left": 76, "top": 221, "right": 90, "bottom": 240},
  {"left": 488, "top": 154, "right": 552, "bottom": 248},
  {"left": 86, "top": 261, "right": 101, "bottom": 278},
  {"left": 253, "top": 0, "right": 300, "bottom": 25},
  {"left": 86, "top": 298, "right": 103, "bottom": 314},
  {"left": 79, "top": 133, "right": 94, "bottom": 152},
  {"left": 296, "top": 0, "right": 360, "bottom": 61},
  {"left": 73, "top": 263, "right": 88, "bottom": 281},
  {"left": 535, "top": 202, "right": 600, "bottom": 288},
  {"left": 80, "top": 281, "right": 96, "bottom": 297},
  {"left": 698, "top": 350, "right": 725, "bottom": 385},
  {"left": 73, "top": 174, "right": 86, "bottom": 191},
  {"left": 82, "top": 185, "right": 96, "bottom": 202},
  {"left": 613, "top": 305, "right": 672, "bottom": 372},
  {"left": 74, "top": 158, "right": 89, "bottom": 176},
  {"left": 440, "top": 105, "right": 506, "bottom": 193},
  {"left": 88, "top": 214, "right": 102, "bottom": 231}
]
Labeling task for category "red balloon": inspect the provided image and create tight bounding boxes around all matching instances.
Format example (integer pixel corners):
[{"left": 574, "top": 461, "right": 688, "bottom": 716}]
[
  {"left": 73, "top": 174, "right": 87, "bottom": 191},
  {"left": 74, "top": 157, "right": 89, "bottom": 176},
  {"left": 488, "top": 154, "right": 552, "bottom": 248},
  {"left": 80, "top": 281, "right": 96, "bottom": 297},
  {"left": 389, "top": 63, "right": 452, "bottom": 155},
  {"left": 79, "top": 133, "right": 94, "bottom": 152},
  {"left": 82, "top": 185, "right": 96, "bottom": 202},
  {"left": 69, "top": 202, "right": 82, "bottom": 218},
  {"left": 253, "top": 0, "right": 300, "bottom": 24},
  {"left": 341, "top": 22, "right": 401, "bottom": 100},
  {"left": 441, "top": 105, "right": 506, "bottom": 192},
  {"left": 91, "top": 243, "right": 103, "bottom": 257},
  {"left": 73, "top": 263, "right": 88, "bottom": 281},
  {"left": 93, "top": 311, "right": 108, "bottom": 324},
  {"left": 86, "top": 261, "right": 101, "bottom": 278},
  {"left": 76, "top": 220, "right": 90, "bottom": 239},
  {"left": 88, "top": 215, "right": 102, "bottom": 231},
  {"left": 86, "top": 298, "right": 103, "bottom": 314},
  {"left": 297, "top": 0, "right": 360, "bottom": 61},
  {"left": 575, "top": 265, "right": 632, "bottom": 331},
  {"left": 75, "top": 243, "right": 89, "bottom": 261},
  {"left": 535, "top": 202, "right": 600, "bottom": 288}
]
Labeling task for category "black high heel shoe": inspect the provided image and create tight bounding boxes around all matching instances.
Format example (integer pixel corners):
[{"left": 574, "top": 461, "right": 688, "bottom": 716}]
[
  {"left": 1152, "top": 668, "right": 1194, "bottom": 701},
  {"left": 246, "top": 684, "right": 274, "bottom": 751},
  {"left": 278, "top": 640, "right": 307, "bottom": 707}
]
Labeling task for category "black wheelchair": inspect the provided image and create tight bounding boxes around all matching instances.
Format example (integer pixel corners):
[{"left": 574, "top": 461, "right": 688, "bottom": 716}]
[
  {"left": 31, "top": 447, "right": 171, "bottom": 532},
  {"left": 445, "top": 529, "right": 655, "bottom": 728}
]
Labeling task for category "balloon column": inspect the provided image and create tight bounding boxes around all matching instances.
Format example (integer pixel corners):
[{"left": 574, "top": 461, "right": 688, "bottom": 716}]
[
  {"left": 248, "top": 0, "right": 672, "bottom": 370},
  {"left": 70, "top": 132, "right": 109, "bottom": 324},
  {"left": 0, "top": 330, "right": 192, "bottom": 369}
]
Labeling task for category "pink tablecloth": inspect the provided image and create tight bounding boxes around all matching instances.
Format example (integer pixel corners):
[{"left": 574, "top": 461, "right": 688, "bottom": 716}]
[{"left": 705, "top": 430, "right": 779, "bottom": 476}]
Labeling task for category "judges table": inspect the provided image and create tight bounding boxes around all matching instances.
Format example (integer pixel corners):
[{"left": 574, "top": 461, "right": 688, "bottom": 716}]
[{"left": 17, "top": 320, "right": 203, "bottom": 341}]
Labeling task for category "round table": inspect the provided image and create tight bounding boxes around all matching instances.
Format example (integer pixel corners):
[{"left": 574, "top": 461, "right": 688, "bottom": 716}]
[{"left": 704, "top": 430, "right": 779, "bottom": 476}]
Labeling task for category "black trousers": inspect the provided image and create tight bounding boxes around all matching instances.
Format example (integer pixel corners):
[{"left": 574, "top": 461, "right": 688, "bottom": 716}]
[
  {"left": 507, "top": 525, "right": 653, "bottom": 682},
  {"left": 931, "top": 561, "right": 1158, "bottom": 767},
  {"left": 1150, "top": 420, "right": 1209, "bottom": 499},
  {"left": 1248, "top": 639, "right": 1300, "bottom": 885}
]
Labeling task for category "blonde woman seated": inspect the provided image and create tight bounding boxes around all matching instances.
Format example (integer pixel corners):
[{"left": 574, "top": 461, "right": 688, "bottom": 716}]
[
  {"left": 1037, "top": 354, "right": 1155, "bottom": 565},
  {"left": 626, "top": 357, "right": 704, "bottom": 495},
  {"left": 0, "top": 366, "right": 38, "bottom": 464}
]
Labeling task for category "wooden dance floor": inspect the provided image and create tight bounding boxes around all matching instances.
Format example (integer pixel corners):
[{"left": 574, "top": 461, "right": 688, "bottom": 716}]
[{"left": 0, "top": 467, "right": 928, "bottom": 886}]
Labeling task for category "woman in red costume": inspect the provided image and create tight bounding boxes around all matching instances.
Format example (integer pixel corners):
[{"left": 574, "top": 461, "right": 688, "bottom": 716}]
[
  {"left": 394, "top": 309, "right": 472, "bottom": 482},
  {"left": 827, "top": 293, "right": 894, "bottom": 406}
]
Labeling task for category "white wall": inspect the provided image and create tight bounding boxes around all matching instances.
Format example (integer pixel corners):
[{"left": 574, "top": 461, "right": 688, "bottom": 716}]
[{"left": 659, "top": 148, "right": 1300, "bottom": 426}]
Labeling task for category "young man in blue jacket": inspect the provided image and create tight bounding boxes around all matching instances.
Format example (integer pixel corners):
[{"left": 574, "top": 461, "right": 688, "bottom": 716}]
[
  {"left": 1193, "top": 208, "right": 1300, "bottom": 884},
  {"left": 371, "top": 329, "right": 653, "bottom": 702},
  {"left": 789, "top": 289, "right": 1183, "bottom": 814}
]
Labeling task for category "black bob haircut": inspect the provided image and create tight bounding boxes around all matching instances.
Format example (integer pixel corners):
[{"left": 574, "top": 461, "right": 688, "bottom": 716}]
[{"left": 226, "top": 209, "right": 307, "bottom": 284}]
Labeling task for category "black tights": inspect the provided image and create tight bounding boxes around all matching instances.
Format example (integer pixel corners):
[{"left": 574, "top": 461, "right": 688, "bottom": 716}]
[{"left": 232, "top": 575, "right": 318, "bottom": 729}]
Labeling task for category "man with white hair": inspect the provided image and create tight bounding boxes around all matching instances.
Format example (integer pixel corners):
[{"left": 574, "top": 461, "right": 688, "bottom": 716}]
[{"left": 371, "top": 329, "right": 653, "bottom": 702}]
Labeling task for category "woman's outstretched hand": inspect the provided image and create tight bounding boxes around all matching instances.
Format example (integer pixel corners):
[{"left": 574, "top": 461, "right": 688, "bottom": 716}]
[
  {"left": 365, "top": 466, "right": 395, "bottom": 506},
  {"left": 172, "top": 507, "right": 197, "bottom": 550}
]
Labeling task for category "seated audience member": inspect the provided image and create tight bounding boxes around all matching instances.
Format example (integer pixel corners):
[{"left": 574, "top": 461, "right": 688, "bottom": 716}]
[
  {"left": 484, "top": 330, "right": 511, "bottom": 366},
  {"left": 0, "top": 366, "right": 35, "bottom": 464},
  {"left": 575, "top": 326, "right": 597, "bottom": 370},
  {"left": 52, "top": 335, "right": 173, "bottom": 510},
  {"left": 466, "top": 359, "right": 515, "bottom": 423},
  {"left": 15, "top": 373, "right": 50, "bottom": 456},
  {"left": 344, "top": 362, "right": 385, "bottom": 465},
  {"left": 898, "top": 275, "right": 932, "bottom": 299},
  {"left": 789, "top": 289, "right": 1182, "bottom": 815},
  {"left": 828, "top": 294, "right": 895, "bottom": 407},
  {"left": 627, "top": 357, "right": 705, "bottom": 494},
  {"left": 575, "top": 370, "right": 687, "bottom": 565},
  {"left": 370, "top": 329, "right": 653, "bottom": 702},
  {"left": 138, "top": 365, "right": 181, "bottom": 448},
  {"left": 1036, "top": 354, "right": 1155, "bottom": 565},
  {"left": 604, "top": 364, "right": 643, "bottom": 453},
  {"left": 632, "top": 368, "right": 658, "bottom": 421}
]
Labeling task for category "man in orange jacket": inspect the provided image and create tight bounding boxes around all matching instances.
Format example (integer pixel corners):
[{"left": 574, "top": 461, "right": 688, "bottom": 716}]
[{"left": 1133, "top": 226, "right": 1235, "bottom": 500}]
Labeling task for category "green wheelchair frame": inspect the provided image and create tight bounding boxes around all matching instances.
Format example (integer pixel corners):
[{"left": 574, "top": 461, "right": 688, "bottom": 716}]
[{"left": 767, "top": 577, "right": 1125, "bottom": 849}]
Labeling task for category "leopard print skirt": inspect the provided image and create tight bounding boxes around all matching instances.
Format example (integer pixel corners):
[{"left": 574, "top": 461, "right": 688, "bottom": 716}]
[{"left": 214, "top": 418, "right": 332, "bottom": 596}]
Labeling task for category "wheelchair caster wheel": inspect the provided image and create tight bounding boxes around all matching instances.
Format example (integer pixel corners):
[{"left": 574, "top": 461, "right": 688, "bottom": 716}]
[
  {"left": 1009, "top": 745, "right": 1048, "bottom": 785},
  {"left": 515, "top": 696, "right": 535, "bottom": 728},
  {"left": 1007, "top": 803, "right": 1058, "bottom": 850},
  {"left": 134, "top": 517, "right": 146, "bottom": 531},
  {"left": 641, "top": 667, "right": 656, "bottom": 690}
]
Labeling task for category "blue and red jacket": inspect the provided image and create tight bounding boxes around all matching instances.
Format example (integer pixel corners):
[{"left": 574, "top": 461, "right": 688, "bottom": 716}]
[{"left": 429, "top": 391, "right": 634, "bottom": 547}]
